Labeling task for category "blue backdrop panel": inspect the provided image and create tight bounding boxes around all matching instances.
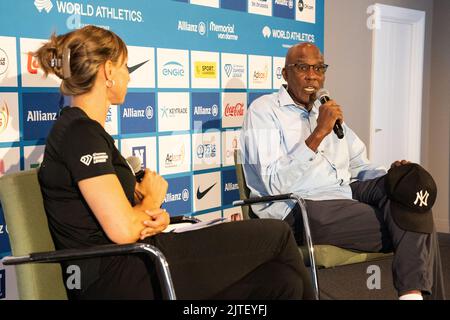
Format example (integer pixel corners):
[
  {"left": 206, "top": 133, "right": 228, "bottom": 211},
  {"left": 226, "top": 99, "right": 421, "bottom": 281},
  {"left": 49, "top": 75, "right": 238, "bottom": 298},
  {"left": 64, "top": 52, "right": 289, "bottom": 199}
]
[{"left": 0, "top": 0, "right": 324, "bottom": 299}]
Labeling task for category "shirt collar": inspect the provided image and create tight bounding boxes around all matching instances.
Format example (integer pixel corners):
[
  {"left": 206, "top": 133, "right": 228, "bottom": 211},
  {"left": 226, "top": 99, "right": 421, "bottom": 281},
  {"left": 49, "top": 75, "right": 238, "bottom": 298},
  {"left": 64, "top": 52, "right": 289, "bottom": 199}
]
[{"left": 278, "top": 85, "right": 318, "bottom": 115}]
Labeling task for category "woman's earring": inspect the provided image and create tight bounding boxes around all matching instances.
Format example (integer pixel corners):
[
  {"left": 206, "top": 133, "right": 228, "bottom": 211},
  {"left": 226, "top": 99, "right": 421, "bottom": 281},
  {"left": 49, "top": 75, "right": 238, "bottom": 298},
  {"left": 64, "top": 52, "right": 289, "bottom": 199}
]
[{"left": 106, "top": 79, "right": 115, "bottom": 88}]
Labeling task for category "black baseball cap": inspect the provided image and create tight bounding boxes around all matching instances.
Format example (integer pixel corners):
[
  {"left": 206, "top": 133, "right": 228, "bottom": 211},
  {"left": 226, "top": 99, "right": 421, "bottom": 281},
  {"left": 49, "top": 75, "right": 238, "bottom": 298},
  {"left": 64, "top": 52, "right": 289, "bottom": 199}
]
[{"left": 385, "top": 163, "right": 436, "bottom": 234}]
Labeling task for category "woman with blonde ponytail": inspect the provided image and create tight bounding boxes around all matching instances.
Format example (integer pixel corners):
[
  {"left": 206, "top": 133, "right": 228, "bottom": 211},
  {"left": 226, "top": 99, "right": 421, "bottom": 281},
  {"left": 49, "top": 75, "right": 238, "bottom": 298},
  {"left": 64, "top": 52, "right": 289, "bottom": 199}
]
[{"left": 37, "top": 25, "right": 313, "bottom": 300}]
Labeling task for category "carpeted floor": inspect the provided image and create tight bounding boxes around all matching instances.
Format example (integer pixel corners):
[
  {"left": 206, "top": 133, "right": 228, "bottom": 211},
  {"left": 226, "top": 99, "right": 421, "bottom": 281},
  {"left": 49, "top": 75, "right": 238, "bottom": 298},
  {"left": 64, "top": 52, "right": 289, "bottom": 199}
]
[{"left": 315, "top": 233, "right": 450, "bottom": 300}]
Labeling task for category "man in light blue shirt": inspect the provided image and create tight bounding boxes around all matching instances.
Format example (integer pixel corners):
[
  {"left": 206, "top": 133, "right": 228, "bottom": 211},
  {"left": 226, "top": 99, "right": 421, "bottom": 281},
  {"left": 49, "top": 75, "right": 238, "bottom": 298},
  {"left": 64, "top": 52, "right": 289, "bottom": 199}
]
[{"left": 240, "top": 43, "right": 444, "bottom": 300}]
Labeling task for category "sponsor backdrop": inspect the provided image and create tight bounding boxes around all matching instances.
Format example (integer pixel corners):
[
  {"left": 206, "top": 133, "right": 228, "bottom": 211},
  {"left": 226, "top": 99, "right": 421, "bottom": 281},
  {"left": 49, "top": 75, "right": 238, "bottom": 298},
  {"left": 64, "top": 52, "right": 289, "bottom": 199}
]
[{"left": 0, "top": 0, "right": 324, "bottom": 299}]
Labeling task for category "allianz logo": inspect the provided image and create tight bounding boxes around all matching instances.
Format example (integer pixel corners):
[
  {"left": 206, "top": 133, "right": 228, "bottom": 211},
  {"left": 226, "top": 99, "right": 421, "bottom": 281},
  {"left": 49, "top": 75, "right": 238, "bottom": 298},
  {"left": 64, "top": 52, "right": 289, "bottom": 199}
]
[
  {"left": 0, "top": 224, "right": 8, "bottom": 235},
  {"left": 164, "top": 189, "right": 190, "bottom": 203},
  {"left": 26, "top": 110, "right": 57, "bottom": 122},
  {"left": 194, "top": 104, "right": 219, "bottom": 117},
  {"left": 224, "top": 182, "right": 239, "bottom": 192},
  {"left": 162, "top": 61, "right": 185, "bottom": 77},
  {"left": 274, "top": 0, "right": 294, "bottom": 9},
  {"left": 122, "top": 106, "right": 153, "bottom": 119},
  {"left": 178, "top": 21, "right": 207, "bottom": 36}
]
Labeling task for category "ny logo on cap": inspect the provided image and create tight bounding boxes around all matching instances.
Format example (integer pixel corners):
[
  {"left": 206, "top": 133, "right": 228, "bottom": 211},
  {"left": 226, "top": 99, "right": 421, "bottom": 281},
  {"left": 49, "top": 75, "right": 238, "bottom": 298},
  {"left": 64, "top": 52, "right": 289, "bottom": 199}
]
[{"left": 414, "top": 190, "right": 429, "bottom": 207}]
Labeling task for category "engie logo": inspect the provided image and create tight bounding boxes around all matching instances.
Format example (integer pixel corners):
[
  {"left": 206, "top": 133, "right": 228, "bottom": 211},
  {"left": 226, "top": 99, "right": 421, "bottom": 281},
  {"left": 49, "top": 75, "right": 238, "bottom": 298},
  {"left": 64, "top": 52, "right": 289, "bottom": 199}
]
[
  {"left": 157, "top": 48, "right": 189, "bottom": 88},
  {"left": 22, "top": 93, "right": 60, "bottom": 141},
  {"left": 0, "top": 269, "right": 5, "bottom": 299},
  {"left": 192, "top": 92, "right": 220, "bottom": 131},
  {"left": 161, "top": 176, "right": 191, "bottom": 216},
  {"left": 120, "top": 93, "right": 156, "bottom": 135},
  {"left": 34, "top": 0, "right": 54, "bottom": 13},
  {"left": 162, "top": 62, "right": 185, "bottom": 77},
  {"left": 222, "top": 168, "right": 240, "bottom": 205}
]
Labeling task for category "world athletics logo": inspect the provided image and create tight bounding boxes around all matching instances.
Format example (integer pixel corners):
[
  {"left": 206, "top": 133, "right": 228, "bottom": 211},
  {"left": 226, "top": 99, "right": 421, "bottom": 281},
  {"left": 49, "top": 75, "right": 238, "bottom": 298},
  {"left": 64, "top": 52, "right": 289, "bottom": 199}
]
[{"left": 34, "top": 0, "right": 53, "bottom": 13}]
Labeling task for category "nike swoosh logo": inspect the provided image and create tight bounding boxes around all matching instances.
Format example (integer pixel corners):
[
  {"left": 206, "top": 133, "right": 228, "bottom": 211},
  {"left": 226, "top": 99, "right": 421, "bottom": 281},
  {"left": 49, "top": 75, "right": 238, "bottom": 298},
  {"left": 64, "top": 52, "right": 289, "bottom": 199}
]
[
  {"left": 127, "top": 60, "right": 150, "bottom": 74},
  {"left": 196, "top": 183, "right": 217, "bottom": 200}
]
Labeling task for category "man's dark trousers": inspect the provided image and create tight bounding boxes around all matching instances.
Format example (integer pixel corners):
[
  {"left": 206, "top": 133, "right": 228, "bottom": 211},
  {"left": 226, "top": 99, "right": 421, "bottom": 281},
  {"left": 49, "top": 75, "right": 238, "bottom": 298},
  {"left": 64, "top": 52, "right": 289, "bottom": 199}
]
[{"left": 287, "top": 175, "right": 445, "bottom": 299}]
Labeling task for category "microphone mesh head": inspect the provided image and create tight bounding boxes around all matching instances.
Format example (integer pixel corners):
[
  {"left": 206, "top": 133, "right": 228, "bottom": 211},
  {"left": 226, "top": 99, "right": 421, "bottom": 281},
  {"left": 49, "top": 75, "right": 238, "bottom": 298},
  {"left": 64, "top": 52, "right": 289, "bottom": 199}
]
[
  {"left": 316, "top": 88, "right": 330, "bottom": 100},
  {"left": 126, "top": 156, "right": 142, "bottom": 174}
]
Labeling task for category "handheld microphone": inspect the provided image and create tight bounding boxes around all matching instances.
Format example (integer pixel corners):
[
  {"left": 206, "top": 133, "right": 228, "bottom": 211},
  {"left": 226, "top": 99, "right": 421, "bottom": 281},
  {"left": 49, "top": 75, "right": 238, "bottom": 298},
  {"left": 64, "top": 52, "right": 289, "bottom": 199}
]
[
  {"left": 315, "top": 89, "right": 344, "bottom": 139},
  {"left": 126, "top": 156, "right": 145, "bottom": 182}
]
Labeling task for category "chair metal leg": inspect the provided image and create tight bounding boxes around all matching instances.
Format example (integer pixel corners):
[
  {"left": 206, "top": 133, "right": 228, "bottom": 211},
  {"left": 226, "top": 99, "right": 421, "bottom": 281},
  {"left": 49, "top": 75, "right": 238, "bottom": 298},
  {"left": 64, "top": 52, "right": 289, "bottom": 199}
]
[
  {"left": 233, "top": 193, "right": 320, "bottom": 300},
  {"left": 290, "top": 194, "right": 320, "bottom": 300},
  {"left": 140, "top": 245, "right": 177, "bottom": 300}
]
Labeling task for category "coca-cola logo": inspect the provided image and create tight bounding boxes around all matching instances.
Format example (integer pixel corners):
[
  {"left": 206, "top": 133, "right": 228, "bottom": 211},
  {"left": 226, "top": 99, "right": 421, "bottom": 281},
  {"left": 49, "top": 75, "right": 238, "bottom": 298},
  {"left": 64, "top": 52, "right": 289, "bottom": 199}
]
[{"left": 224, "top": 103, "right": 244, "bottom": 117}]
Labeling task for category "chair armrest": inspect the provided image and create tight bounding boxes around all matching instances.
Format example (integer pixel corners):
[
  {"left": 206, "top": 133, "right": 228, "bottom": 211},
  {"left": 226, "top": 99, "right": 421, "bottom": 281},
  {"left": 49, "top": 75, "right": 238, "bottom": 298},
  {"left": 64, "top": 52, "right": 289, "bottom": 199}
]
[
  {"left": 1, "top": 243, "right": 176, "bottom": 300},
  {"left": 232, "top": 193, "right": 294, "bottom": 206}
]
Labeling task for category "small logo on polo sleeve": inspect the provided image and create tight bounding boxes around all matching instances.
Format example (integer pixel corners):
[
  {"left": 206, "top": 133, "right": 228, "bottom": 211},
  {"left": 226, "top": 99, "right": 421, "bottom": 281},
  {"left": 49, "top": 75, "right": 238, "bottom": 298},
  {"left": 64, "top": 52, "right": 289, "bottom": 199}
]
[
  {"left": 93, "top": 152, "right": 108, "bottom": 164},
  {"left": 80, "top": 155, "right": 93, "bottom": 166},
  {"left": 80, "top": 153, "right": 108, "bottom": 166}
]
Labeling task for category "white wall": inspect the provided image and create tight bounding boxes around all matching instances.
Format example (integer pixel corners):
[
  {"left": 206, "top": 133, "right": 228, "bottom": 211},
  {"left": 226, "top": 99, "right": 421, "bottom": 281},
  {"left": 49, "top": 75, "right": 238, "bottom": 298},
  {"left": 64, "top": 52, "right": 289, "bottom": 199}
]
[{"left": 324, "top": 0, "right": 449, "bottom": 232}]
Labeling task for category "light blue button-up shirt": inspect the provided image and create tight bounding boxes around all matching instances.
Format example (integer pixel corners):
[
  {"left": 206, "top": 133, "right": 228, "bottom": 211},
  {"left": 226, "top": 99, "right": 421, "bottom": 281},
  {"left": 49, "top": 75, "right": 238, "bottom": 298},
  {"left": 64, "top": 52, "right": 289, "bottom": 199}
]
[{"left": 240, "top": 86, "right": 386, "bottom": 220}]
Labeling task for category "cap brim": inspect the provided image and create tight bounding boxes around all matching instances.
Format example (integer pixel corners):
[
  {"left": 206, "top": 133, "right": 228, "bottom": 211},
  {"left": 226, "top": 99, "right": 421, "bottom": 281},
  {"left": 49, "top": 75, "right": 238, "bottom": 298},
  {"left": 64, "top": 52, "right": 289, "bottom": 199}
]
[{"left": 389, "top": 201, "right": 434, "bottom": 234}]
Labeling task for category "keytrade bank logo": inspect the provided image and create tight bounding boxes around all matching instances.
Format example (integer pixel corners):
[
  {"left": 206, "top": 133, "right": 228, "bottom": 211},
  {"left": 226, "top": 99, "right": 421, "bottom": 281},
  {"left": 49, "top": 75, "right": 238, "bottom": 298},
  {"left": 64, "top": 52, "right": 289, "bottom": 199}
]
[
  {"left": 120, "top": 93, "right": 156, "bottom": 135},
  {"left": 34, "top": 0, "right": 144, "bottom": 23}
]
